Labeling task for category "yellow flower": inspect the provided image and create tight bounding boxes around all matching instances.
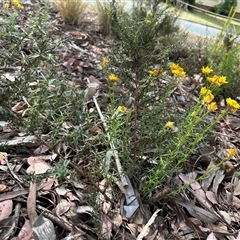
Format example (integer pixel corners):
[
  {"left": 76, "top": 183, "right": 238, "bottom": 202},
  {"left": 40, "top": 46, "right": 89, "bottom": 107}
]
[
  {"left": 100, "top": 57, "right": 109, "bottom": 68},
  {"left": 203, "top": 93, "right": 214, "bottom": 104},
  {"left": 218, "top": 76, "right": 228, "bottom": 85},
  {"left": 165, "top": 121, "right": 174, "bottom": 128},
  {"left": 147, "top": 11, "right": 153, "bottom": 16},
  {"left": 4, "top": 2, "right": 10, "bottom": 8},
  {"left": 226, "top": 98, "right": 240, "bottom": 113},
  {"left": 191, "top": 111, "right": 197, "bottom": 117},
  {"left": 200, "top": 86, "right": 211, "bottom": 96},
  {"left": 145, "top": 19, "right": 151, "bottom": 24},
  {"left": 170, "top": 63, "right": 180, "bottom": 70},
  {"left": 201, "top": 66, "right": 213, "bottom": 75},
  {"left": 13, "top": 0, "right": 24, "bottom": 9},
  {"left": 117, "top": 106, "right": 127, "bottom": 112},
  {"left": 148, "top": 69, "right": 159, "bottom": 76},
  {"left": 108, "top": 74, "right": 119, "bottom": 84},
  {"left": 170, "top": 63, "right": 186, "bottom": 77},
  {"left": 208, "top": 102, "right": 218, "bottom": 111},
  {"left": 207, "top": 75, "right": 228, "bottom": 87},
  {"left": 171, "top": 68, "right": 186, "bottom": 77},
  {"left": 228, "top": 148, "right": 237, "bottom": 156}
]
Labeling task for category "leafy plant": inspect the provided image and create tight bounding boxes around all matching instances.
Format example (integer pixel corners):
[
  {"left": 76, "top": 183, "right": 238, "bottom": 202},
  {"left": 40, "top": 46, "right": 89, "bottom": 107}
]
[
  {"left": 53, "top": 0, "right": 88, "bottom": 25},
  {"left": 97, "top": 1, "right": 240, "bottom": 201},
  {"left": 213, "top": 0, "right": 237, "bottom": 16}
]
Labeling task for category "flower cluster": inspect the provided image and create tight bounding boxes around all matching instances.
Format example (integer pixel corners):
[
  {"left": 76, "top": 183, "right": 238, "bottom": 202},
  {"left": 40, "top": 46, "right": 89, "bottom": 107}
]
[
  {"left": 207, "top": 75, "right": 228, "bottom": 87},
  {"left": 5, "top": 0, "right": 24, "bottom": 9},
  {"left": 170, "top": 63, "right": 186, "bottom": 78},
  {"left": 201, "top": 66, "right": 228, "bottom": 87},
  {"left": 200, "top": 87, "right": 217, "bottom": 111}
]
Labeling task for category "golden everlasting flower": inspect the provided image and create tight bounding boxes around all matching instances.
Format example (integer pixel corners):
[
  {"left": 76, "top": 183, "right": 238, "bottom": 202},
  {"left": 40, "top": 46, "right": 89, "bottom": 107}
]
[
  {"left": 200, "top": 86, "right": 211, "bottom": 96},
  {"left": 170, "top": 63, "right": 179, "bottom": 70},
  {"left": 148, "top": 69, "right": 159, "bottom": 76},
  {"left": 117, "top": 106, "right": 127, "bottom": 112},
  {"left": 13, "top": 0, "right": 24, "bottom": 9},
  {"left": 228, "top": 148, "right": 237, "bottom": 156},
  {"left": 201, "top": 66, "right": 213, "bottom": 75},
  {"left": 208, "top": 102, "right": 218, "bottom": 111},
  {"left": 100, "top": 57, "right": 109, "bottom": 68},
  {"left": 165, "top": 121, "right": 174, "bottom": 128},
  {"left": 108, "top": 74, "right": 119, "bottom": 84},
  {"left": 207, "top": 75, "right": 228, "bottom": 87},
  {"left": 172, "top": 69, "right": 186, "bottom": 77},
  {"left": 170, "top": 63, "right": 186, "bottom": 78},
  {"left": 203, "top": 93, "right": 214, "bottom": 104},
  {"left": 226, "top": 98, "right": 240, "bottom": 113}
]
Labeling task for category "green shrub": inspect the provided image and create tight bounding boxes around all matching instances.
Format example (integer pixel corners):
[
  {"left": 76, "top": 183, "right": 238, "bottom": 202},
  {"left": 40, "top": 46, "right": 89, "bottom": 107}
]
[{"left": 213, "top": 0, "right": 237, "bottom": 16}]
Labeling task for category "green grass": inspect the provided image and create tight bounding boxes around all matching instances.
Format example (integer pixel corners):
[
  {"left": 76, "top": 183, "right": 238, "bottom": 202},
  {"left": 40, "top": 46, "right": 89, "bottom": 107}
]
[{"left": 178, "top": 9, "right": 240, "bottom": 32}]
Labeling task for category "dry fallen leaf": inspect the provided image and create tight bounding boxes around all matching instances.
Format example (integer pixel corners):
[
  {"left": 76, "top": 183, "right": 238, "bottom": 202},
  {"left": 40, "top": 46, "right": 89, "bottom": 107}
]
[
  {"left": 55, "top": 199, "right": 71, "bottom": 217},
  {"left": 0, "top": 152, "right": 7, "bottom": 165},
  {"left": 0, "top": 200, "right": 13, "bottom": 221},
  {"left": 206, "top": 191, "right": 218, "bottom": 205},
  {"left": 27, "top": 156, "right": 51, "bottom": 174},
  {"left": 0, "top": 184, "right": 7, "bottom": 193},
  {"left": 11, "top": 101, "right": 24, "bottom": 113},
  {"left": 207, "top": 232, "right": 217, "bottom": 240},
  {"left": 234, "top": 180, "right": 240, "bottom": 196}
]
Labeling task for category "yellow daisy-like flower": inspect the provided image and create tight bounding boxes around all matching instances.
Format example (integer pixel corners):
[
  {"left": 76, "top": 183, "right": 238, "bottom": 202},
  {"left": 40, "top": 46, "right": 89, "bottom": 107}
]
[
  {"left": 208, "top": 102, "right": 218, "bottom": 111},
  {"left": 226, "top": 98, "right": 240, "bottom": 113},
  {"left": 108, "top": 74, "right": 119, "bottom": 84},
  {"left": 201, "top": 66, "right": 213, "bottom": 75},
  {"left": 170, "top": 63, "right": 179, "bottom": 70},
  {"left": 165, "top": 121, "right": 174, "bottom": 128},
  {"left": 13, "top": 0, "right": 24, "bottom": 9},
  {"left": 170, "top": 63, "right": 186, "bottom": 78},
  {"left": 200, "top": 87, "right": 212, "bottom": 96},
  {"left": 172, "top": 68, "right": 186, "bottom": 78},
  {"left": 228, "top": 148, "right": 237, "bottom": 156},
  {"left": 117, "top": 106, "right": 127, "bottom": 112},
  {"left": 218, "top": 76, "right": 228, "bottom": 85},
  {"left": 207, "top": 75, "right": 228, "bottom": 87},
  {"left": 203, "top": 93, "right": 214, "bottom": 104},
  {"left": 148, "top": 69, "right": 159, "bottom": 76},
  {"left": 145, "top": 19, "right": 151, "bottom": 24},
  {"left": 99, "top": 57, "right": 109, "bottom": 68}
]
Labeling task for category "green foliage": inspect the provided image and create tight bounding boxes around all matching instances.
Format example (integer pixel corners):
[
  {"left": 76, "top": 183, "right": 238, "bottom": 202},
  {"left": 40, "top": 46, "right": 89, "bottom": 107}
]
[
  {"left": 213, "top": 0, "right": 237, "bottom": 16},
  {"left": 0, "top": 6, "right": 88, "bottom": 150},
  {"left": 98, "top": 1, "right": 232, "bottom": 200},
  {"left": 51, "top": 159, "right": 71, "bottom": 183}
]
